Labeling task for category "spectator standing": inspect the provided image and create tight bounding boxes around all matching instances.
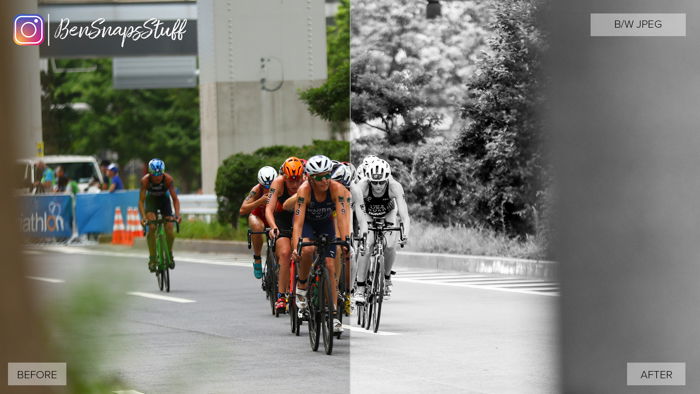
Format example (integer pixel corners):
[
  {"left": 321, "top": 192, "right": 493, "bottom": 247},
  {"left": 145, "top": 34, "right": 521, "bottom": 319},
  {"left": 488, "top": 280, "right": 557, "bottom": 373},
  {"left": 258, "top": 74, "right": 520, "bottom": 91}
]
[
  {"left": 108, "top": 164, "right": 124, "bottom": 193},
  {"left": 33, "top": 161, "right": 54, "bottom": 193}
]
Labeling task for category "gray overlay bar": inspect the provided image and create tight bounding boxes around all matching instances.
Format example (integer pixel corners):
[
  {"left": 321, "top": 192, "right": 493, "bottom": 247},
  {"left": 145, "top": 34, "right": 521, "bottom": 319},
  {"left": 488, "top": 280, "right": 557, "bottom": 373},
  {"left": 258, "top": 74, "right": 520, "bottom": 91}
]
[
  {"left": 627, "top": 362, "right": 686, "bottom": 386},
  {"left": 8, "top": 363, "right": 67, "bottom": 386},
  {"left": 591, "top": 13, "right": 686, "bottom": 36}
]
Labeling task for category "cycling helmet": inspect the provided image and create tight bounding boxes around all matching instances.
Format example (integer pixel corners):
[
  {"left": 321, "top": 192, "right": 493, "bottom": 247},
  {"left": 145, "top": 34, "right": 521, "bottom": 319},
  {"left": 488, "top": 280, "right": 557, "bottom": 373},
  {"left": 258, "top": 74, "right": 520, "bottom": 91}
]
[
  {"left": 148, "top": 158, "right": 165, "bottom": 176},
  {"left": 368, "top": 159, "right": 391, "bottom": 182},
  {"left": 257, "top": 166, "right": 277, "bottom": 188},
  {"left": 306, "top": 155, "right": 333, "bottom": 175},
  {"left": 331, "top": 165, "right": 352, "bottom": 187},
  {"left": 342, "top": 162, "right": 356, "bottom": 182},
  {"left": 282, "top": 157, "right": 304, "bottom": 179},
  {"left": 331, "top": 160, "right": 342, "bottom": 173}
]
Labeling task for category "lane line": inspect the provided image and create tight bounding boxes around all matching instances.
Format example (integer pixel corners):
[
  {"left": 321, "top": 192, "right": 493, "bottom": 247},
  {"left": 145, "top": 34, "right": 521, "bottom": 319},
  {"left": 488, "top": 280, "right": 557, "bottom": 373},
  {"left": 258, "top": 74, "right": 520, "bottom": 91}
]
[
  {"left": 127, "top": 292, "right": 196, "bottom": 303},
  {"left": 428, "top": 278, "right": 544, "bottom": 284},
  {"left": 394, "top": 278, "right": 559, "bottom": 297},
  {"left": 492, "top": 283, "right": 559, "bottom": 288},
  {"left": 113, "top": 391, "right": 145, "bottom": 394},
  {"left": 26, "top": 276, "right": 65, "bottom": 283},
  {"left": 343, "top": 324, "right": 399, "bottom": 336},
  {"left": 31, "top": 246, "right": 250, "bottom": 267}
]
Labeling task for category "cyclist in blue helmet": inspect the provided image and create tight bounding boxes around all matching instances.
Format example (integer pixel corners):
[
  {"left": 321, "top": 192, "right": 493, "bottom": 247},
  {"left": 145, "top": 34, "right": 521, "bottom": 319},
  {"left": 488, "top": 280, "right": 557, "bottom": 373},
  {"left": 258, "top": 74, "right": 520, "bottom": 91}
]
[{"left": 139, "top": 158, "right": 181, "bottom": 272}]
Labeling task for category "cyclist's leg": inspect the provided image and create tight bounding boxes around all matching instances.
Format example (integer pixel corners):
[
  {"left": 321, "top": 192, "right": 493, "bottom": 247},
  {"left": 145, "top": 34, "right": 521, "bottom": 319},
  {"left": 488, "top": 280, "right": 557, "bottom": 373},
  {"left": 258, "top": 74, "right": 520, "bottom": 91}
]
[
  {"left": 383, "top": 211, "right": 399, "bottom": 277},
  {"left": 333, "top": 220, "right": 342, "bottom": 283},
  {"left": 160, "top": 196, "right": 175, "bottom": 261},
  {"left": 144, "top": 197, "right": 158, "bottom": 271},
  {"left": 276, "top": 237, "right": 291, "bottom": 294},
  {"left": 296, "top": 221, "right": 315, "bottom": 309},
  {"left": 248, "top": 214, "right": 264, "bottom": 278},
  {"left": 275, "top": 236, "right": 292, "bottom": 310}
]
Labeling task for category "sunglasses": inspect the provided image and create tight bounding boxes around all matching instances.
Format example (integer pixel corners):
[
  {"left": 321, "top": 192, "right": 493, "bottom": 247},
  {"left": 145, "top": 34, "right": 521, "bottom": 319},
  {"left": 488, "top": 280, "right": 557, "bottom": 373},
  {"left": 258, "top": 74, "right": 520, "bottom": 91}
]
[
  {"left": 371, "top": 180, "right": 387, "bottom": 186},
  {"left": 311, "top": 173, "right": 331, "bottom": 181}
]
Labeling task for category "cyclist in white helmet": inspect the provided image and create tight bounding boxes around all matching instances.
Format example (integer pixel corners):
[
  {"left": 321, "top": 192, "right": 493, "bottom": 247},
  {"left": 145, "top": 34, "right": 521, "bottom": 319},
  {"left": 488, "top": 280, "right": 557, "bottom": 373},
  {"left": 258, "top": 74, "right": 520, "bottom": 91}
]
[
  {"left": 291, "top": 155, "right": 351, "bottom": 333},
  {"left": 352, "top": 158, "right": 410, "bottom": 302},
  {"left": 239, "top": 166, "right": 277, "bottom": 279}
]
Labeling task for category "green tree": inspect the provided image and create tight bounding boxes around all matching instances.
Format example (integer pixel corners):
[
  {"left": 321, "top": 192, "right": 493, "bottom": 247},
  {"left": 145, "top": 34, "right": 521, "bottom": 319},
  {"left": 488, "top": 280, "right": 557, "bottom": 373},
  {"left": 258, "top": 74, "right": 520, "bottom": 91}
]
[
  {"left": 41, "top": 59, "right": 201, "bottom": 192},
  {"left": 351, "top": 54, "right": 441, "bottom": 144},
  {"left": 457, "top": 0, "right": 547, "bottom": 236},
  {"left": 299, "top": 0, "right": 350, "bottom": 133},
  {"left": 215, "top": 140, "right": 349, "bottom": 226},
  {"left": 351, "top": 0, "right": 491, "bottom": 115}
]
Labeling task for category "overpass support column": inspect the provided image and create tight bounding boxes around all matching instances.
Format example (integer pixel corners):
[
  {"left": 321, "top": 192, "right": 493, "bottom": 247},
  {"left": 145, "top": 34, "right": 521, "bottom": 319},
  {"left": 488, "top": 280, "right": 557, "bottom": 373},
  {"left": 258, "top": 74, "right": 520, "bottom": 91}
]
[{"left": 197, "top": 0, "right": 330, "bottom": 193}]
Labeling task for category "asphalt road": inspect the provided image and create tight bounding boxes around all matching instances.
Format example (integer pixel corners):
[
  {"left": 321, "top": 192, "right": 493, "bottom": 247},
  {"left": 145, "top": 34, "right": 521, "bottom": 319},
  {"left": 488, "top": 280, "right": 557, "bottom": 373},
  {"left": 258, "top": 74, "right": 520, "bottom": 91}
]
[{"left": 23, "top": 244, "right": 558, "bottom": 394}]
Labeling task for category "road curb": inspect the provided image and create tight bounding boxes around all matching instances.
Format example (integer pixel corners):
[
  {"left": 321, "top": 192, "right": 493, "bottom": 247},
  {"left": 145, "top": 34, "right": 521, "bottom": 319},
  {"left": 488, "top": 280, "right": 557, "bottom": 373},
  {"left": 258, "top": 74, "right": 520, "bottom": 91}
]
[
  {"left": 132, "top": 238, "right": 251, "bottom": 254},
  {"left": 395, "top": 251, "right": 557, "bottom": 279},
  {"left": 130, "top": 238, "right": 557, "bottom": 279}
]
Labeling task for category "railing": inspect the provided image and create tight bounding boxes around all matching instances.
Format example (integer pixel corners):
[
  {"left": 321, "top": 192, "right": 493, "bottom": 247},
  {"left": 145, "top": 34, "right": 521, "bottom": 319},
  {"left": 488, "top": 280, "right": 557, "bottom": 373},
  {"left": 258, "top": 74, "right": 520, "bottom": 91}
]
[{"left": 179, "top": 194, "right": 217, "bottom": 222}]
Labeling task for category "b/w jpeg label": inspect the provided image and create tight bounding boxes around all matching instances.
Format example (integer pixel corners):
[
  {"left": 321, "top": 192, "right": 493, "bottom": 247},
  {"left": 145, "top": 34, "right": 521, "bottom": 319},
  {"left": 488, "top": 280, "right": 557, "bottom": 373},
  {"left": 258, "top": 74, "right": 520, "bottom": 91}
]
[{"left": 591, "top": 14, "right": 686, "bottom": 36}]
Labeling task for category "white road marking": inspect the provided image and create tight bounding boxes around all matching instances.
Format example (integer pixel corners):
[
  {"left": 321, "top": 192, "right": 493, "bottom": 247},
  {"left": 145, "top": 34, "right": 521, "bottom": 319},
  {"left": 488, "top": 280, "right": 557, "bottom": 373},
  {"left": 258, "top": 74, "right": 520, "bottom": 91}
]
[
  {"left": 30, "top": 246, "right": 250, "bottom": 267},
  {"left": 394, "top": 277, "right": 559, "bottom": 297},
  {"left": 343, "top": 324, "right": 399, "bottom": 336},
  {"left": 29, "top": 245, "right": 559, "bottom": 296},
  {"left": 113, "top": 391, "right": 144, "bottom": 394},
  {"left": 127, "top": 292, "right": 196, "bottom": 303},
  {"left": 26, "top": 276, "right": 65, "bottom": 283}
]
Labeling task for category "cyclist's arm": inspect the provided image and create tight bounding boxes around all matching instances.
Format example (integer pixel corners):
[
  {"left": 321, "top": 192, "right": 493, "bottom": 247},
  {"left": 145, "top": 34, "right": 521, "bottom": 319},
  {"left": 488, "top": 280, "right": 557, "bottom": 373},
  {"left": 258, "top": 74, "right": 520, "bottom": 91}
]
[
  {"left": 167, "top": 176, "right": 181, "bottom": 218},
  {"left": 390, "top": 180, "right": 410, "bottom": 238},
  {"left": 282, "top": 193, "right": 298, "bottom": 212},
  {"left": 239, "top": 185, "right": 263, "bottom": 215},
  {"left": 138, "top": 177, "right": 148, "bottom": 222},
  {"left": 332, "top": 181, "right": 350, "bottom": 242},
  {"left": 265, "top": 177, "right": 283, "bottom": 228},
  {"left": 291, "top": 184, "right": 309, "bottom": 252},
  {"left": 350, "top": 181, "right": 368, "bottom": 236}
]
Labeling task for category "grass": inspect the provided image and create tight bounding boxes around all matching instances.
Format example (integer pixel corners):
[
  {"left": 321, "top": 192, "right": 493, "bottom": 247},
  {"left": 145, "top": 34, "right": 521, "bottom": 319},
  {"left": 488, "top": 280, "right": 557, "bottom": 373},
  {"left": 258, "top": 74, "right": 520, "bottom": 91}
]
[
  {"left": 178, "top": 217, "right": 250, "bottom": 241},
  {"left": 405, "top": 220, "right": 547, "bottom": 260},
  {"left": 178, "top": 218, "right": 546, "bottom": 260}
]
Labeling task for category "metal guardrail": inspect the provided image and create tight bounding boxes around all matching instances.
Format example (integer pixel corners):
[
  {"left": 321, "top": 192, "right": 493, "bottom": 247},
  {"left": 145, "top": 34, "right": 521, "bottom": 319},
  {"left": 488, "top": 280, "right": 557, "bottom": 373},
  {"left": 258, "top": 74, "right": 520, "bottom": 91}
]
[{"left": 179, "top": 194, "right": 217, "bottom": 220}]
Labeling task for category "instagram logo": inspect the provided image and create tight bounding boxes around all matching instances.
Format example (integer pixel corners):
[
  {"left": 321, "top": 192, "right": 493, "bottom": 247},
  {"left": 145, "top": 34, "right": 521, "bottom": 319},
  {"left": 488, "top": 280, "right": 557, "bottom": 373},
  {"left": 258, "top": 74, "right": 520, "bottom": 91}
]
[{"left": 14, "top": 14, "right": 44, "bottom": 46}]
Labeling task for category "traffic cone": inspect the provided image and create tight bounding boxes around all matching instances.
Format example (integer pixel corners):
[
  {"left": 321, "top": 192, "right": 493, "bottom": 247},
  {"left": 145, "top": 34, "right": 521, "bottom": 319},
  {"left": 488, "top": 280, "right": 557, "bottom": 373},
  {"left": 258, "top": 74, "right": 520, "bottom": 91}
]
[
  {"left": 123, "top": 208, "right": 134, "bottom": 246},
  {"left": 111, "top": 207, "right": 126, "bottom": 245},
  {"left": 131, "top": 207, "right": 144, "bottom": 239}
]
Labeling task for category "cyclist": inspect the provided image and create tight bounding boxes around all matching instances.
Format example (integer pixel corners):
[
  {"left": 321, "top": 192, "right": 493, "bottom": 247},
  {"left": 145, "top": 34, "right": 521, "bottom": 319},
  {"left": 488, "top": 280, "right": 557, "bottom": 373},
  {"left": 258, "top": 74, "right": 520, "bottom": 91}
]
[
  {"left": 352, "top": 158, "right": 410, "bottom": 303},
  {"left": 239, "top": 166, "right": 278, "bottom": 279},
  {"left": 331, "top": 163, "right": 354, "bottom": 314},
  {"left": 139, "top": 158, "right": 181, "bottom": 272},
  {"left": 291, "top": 155, "right": 350, "bottom": 333},
  {"left": 266, "top": 157, "right": 305, "bottom": 314}
]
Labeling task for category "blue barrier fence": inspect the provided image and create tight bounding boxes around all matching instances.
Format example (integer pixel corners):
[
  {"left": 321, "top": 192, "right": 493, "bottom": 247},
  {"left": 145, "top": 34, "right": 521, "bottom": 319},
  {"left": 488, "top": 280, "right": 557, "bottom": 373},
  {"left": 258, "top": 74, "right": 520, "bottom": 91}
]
[
  {"left": 19, "top": 190, "right": 140, "bottom": 237},
  {"left": 19, "top": 194, "right": 73, "bottom": 238},
  {"left": 75, "top": 190, "right": 139, "bottom": 235}
]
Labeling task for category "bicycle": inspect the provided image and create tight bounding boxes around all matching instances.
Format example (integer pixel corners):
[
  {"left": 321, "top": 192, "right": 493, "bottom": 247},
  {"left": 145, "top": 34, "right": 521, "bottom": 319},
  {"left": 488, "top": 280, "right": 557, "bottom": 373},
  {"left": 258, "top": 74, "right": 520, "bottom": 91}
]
[
  {"left": 335, "top": 245, "right": 351, "bottom": 339},
  {"left": 296, "top": 235, "right": 350, "bottom": 355},
  {"left": 144, "top": 211, "right": 180, "bottom": 293},
  {"left": 357, "top": 218, "right": 404, "bottom": 333},
  {"left": 289, "top": 255, "right": 301, "bottom": 336},
  {"left": 247, "top": 228, "right": 279, "bottom": 316}
]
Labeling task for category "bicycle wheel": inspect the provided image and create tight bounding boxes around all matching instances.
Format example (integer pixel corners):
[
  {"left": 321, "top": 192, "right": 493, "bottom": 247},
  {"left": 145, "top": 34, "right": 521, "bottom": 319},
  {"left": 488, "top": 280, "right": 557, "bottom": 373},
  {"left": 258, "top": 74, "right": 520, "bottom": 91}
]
[
  {"left": 156, "top": 270, "right": 163, "bottom": 291},
  {"left": 308, "top": 274, "right": 321, "bottom": 351},
  {"left": 265, "top": 255, "right": 276, "bottom": 315},
  {"left": 289, "top": 261, "right": 298, "bottom": 333},
  {"left": 164, "top": 266, "right": 170, "bottom": 293},
  {"left": 320, "top": 267, "right": 334, "bottom": 355},
  {"left": 372, "top": 269, "right": 384, "bottom": 333}
]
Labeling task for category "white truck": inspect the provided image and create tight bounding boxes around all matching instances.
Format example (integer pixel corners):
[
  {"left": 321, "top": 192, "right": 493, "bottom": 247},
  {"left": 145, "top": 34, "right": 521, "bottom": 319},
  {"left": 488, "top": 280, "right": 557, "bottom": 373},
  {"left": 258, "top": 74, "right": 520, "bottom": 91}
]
[{"left": 17, "top": 155, "right": 104, "bottom": 194}]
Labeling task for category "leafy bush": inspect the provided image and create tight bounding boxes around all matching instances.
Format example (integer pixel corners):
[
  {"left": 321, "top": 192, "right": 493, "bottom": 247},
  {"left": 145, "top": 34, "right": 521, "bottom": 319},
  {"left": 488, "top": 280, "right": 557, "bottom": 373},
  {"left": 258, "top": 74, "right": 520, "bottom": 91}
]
[
  {"left": 215, "top": 140, "right": 349, "bottom": 226},
  {"left": 457, "top": 0, "right": 547, "bottom": 237}
]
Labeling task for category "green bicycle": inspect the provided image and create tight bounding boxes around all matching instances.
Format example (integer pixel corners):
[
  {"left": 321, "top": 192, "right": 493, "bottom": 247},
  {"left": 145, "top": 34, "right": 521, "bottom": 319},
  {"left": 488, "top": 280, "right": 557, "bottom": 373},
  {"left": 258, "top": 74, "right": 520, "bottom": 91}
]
[{"left": 144, "top": 212, "right": 180, "bottom": 292}]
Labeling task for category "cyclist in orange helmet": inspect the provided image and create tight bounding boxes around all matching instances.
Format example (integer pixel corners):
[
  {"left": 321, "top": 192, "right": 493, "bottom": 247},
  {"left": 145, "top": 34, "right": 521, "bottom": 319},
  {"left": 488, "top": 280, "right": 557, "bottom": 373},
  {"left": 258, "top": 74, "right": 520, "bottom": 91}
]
[{"left": 266, "top": 157, "right": 305, "bottom": 313}]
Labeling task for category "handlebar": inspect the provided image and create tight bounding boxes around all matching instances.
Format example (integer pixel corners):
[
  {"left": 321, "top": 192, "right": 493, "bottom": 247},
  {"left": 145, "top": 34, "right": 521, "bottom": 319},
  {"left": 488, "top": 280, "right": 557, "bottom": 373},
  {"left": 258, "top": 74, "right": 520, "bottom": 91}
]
[
  {"left": 247, "top": 227, "right": 271, "bottom": 249},
  {"left": 296, "top": 235, "right": 350, "bottom": 258},
  {"left": 144, "top": 218, "right": 180, "bottom": 233}
]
